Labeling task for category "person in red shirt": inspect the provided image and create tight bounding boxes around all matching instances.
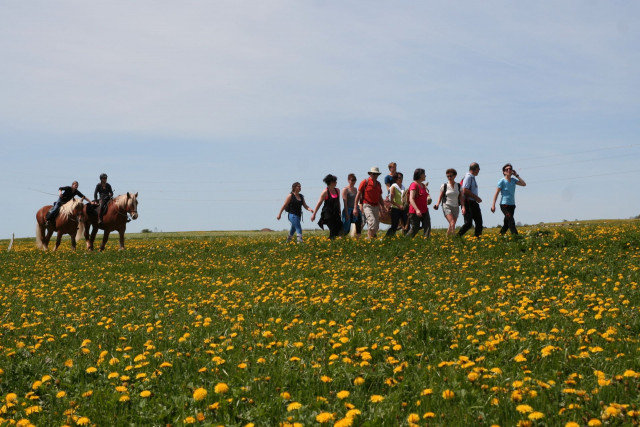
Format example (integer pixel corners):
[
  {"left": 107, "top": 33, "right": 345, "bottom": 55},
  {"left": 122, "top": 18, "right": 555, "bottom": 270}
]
[
  {"left": 354, "top": 167, "right": 387, "bottom": 239},
  {"left": 408, "top": 168, "right": 432, "bottom": 238}
]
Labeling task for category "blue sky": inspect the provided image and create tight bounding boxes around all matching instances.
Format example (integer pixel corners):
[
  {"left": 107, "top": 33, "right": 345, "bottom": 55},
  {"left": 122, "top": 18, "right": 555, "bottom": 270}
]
[{"left": 2, "top": 1, "right": 639, "bottom": 238}]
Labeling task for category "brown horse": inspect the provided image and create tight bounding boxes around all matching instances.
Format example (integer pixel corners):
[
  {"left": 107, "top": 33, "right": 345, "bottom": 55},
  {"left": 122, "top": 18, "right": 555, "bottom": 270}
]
[
  {"left": 35, "top": 199, "right": 85, "bottom": 251},
  {"left": 77, "top": 192, "right": 139, "bottom": 251}
]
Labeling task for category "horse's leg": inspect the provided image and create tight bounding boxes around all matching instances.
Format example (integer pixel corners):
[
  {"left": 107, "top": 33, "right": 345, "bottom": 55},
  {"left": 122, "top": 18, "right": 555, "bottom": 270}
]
[
  {"left": 70, "top": 233, "right": 77, "bottom": 251},
  {"left": 100, "top": 231, "right": 110, "bottom": 252},
  {"left": 43, "top": 228, "right": 53, "bottom": 250},
  {"left": 87, "top": 224, "right": 96, "bottom": 251},
  {"left": 54, "top": 232, "right": 63, "bottom": 251},
  {"left": 118, "top": 229, "right": 125, "bottom": 250}
]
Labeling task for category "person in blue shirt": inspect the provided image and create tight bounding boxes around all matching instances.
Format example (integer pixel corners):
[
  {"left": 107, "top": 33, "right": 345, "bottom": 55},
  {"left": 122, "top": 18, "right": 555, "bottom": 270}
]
[{"left": 491, "top": 163, "right": 527, "bottom": 235}]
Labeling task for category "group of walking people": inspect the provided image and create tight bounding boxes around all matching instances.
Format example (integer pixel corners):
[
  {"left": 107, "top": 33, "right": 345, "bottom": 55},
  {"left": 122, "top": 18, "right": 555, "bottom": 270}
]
[{"left": 277, "top": 162, "right": 526, "bottom": 242}]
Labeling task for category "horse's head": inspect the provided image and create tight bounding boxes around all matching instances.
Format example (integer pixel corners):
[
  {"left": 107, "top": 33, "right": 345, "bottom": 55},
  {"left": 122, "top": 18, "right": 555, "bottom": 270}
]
[{"left": 126, "top": 192, "right": 139, "bottom": 220}]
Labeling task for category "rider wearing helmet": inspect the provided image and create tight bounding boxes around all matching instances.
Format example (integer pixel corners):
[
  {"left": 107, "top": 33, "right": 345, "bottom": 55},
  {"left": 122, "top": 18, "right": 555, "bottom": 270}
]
[{"left": 94, "top": 173, "right": 114, "bottom": 225}]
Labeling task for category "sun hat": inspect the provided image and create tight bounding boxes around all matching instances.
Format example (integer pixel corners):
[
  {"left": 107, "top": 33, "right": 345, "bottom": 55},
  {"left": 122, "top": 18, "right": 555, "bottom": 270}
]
[{"left": 368, "top": 167, "right": 381, "bottom": 175}]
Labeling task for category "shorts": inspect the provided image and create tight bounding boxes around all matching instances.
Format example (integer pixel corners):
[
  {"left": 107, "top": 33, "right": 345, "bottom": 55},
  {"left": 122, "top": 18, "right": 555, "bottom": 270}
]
[
  {"left": 442, "top": 204, "right": 459, "bottom": 220},
  {"left": 362, "top": 204, "right": 380, "bottom": 233}
]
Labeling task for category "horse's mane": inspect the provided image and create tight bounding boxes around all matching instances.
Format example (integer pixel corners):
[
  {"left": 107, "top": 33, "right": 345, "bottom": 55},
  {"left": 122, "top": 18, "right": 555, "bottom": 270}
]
[
  {"left": 114, "top": 193, "right": 136, "bottom": 210},
  {"left": 59, "top": 199, "right": 81, "bottom": 218}
]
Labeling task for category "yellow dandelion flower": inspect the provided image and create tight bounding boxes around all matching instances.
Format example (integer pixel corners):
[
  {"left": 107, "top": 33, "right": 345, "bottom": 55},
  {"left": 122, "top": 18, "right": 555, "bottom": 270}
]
[
  {"left": 25, "top": 406, "right": 41, "bottom": 415},
  {"left": 214, "top": 383, "right": 229, "bottom": 394},
  {"left": 280, "top": 392, "right": 291, "bottom": 400},
  {"left": 514, "top": 354, "right": 527, "bottom": 362},
  {"left": 565, "top": 423, "right": 580, "bottom": 427},
  {"left": 516, "top": 404, "right": 533, "bottom": 413},
  {"left": 41, "top": 375, "right": 52, "bottom": 383},
  {"left": 353, "top": 377, "right": 365, "bottom": 386},
  {"left": 184, "top": 416, "right": 196, "bottom": 424},
  {"left": 407, "top": 413, "right": 420, "bottom": 423},
  {"left": 441, "top": 389, "right": 455, "bottom": 399},
  {"left": 587, "top": 419, "right": 602, "bottom": 426},
  {"left": 528, "top": 412, "right": 544, "bottom": 420},
  {"left": 85, "top": 367, "right": 97, "bottom": 374},
  {"left": 467, "top": 372, "right": 479, "bottom": 382},
  {"left": 370, "top": 395, "right": 384, "bottom": 403},
  {"left": 320, "top": 375, "right": 332, "bottom": 383},
  {"left": 287, "top": 402, "right": 302, "bottom": 411},
  {"left": 159, "top": 362, "right": 172, "bottom": 368},
  {"left": 337, "top": 390, "right": 350, "bottom": 399},
  {"left": 56, "top": 391, "right": 66, "bottom": 399},
  {"left": 119, "top": 395, "right": 130, "bottom": 402},
  {"left": 421, "top": 388, "right": 433, "bottom": 396},
  {"left": 76, "top": 417, "right": 90, "bottom": 425},
  {"left": 31, "top": 381, "right": 42, "bottom": 390},
  {"left": 315, "top": 412, "right": 334, "bottom": 423},
  {"left": 193, "top": 388, "right": 207, "bottom": 401},
  {"left": 139, "top": 390, "right": 151, "bottom": 398},
  {"left": 334, "top": 418, "right": 353, "bottom": 427},
  {"left": 423, "top": 412, "right": 435, "bottom": 419},
  {"left": 345, "top": 409, "right": 361, "bottom": 418}
]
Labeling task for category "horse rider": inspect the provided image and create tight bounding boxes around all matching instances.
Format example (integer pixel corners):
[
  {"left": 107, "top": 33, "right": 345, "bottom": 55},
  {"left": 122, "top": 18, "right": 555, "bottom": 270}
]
[
  {"left": 94, "top": 173, "right": 114, "bottom": 225},
  {"left": 45, "top": 181, "right": 92, "bottom": 226}
]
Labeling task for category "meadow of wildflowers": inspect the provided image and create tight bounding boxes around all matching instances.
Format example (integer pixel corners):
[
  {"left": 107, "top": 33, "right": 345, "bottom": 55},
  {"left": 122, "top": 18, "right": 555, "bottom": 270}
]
[{"left": 0, "top": 222, "right": 639, "bottom": 426}]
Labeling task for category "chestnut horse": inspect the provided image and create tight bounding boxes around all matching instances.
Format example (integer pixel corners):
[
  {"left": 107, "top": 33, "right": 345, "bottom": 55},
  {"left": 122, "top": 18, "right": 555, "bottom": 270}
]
[
  {"left": 77, "top": 192, "right": 139, "bottom": 251},
  {"left": 35, "top": 199, "right": 85, "bottom": 251}
]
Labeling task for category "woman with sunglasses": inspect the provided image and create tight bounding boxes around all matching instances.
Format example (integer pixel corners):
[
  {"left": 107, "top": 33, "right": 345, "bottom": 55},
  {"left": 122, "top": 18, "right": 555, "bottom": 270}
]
[
  {"left": 434, "top": 168, "right": 464, "bottom": 236},
  {"left": 490, "top": 163, "right": 526, "bottom": 235}
]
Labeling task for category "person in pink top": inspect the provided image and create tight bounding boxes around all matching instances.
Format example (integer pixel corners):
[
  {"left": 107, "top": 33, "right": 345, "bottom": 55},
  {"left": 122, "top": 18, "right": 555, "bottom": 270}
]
[{"left": 407, "top": 168, "right": 431, "bottom": 238}]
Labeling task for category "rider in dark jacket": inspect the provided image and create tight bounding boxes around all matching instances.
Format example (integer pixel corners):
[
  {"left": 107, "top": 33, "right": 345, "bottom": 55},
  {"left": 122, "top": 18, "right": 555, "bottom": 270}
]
[
  {"left": 45, "top": 181, "right": 92, "bottom": 226},
  {"left": 94, "top": 173, "right": 114, "bottom": 225}
]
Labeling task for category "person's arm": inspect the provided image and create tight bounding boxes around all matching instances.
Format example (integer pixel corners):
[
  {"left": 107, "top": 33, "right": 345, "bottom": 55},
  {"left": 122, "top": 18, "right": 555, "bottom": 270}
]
[
  {"left": 77, "top": 190, "right": 91, "bottom": 204},
  {"left": 341, "top": 187, "right": 350, "bottom": 220},
  {"left": 434, "top": 185, "right": 444, "bottom": 210},
  {"left": 310, "top": 190, "right": 328, "bottom": 222},
  {"left": 462, "top": 188, "right": 482, "bottom": 203},
  {"left": 490, "top": 187, "right": 500, "bottom": 213},
  {"left": 514, "top": 172, "right": 526, "bottom": 186},
  {"left": 389, "top": 186, "right": 399, "bottom": 209},
  {"left": 94, "top": 184, "right": 99, "bottom": 201},
  {"left": 302, "top": 196, "right": 313, "bottom": 213},
  {"left": 378, "top": 187, "right": 387, "bottom": 214},
  {"left": 353, "top": 184, "right": 362, "bottom": 216},
  {"left": 277, "top": 194, "right": 292, "bottom": 220},
  {"left": 108, "top": 184, "right": 114, "bottom": 198},
  {"left": 409, "top": 186, "right": 422, "bottom": 217},
  {"left": 458, "top": 186, "right": 465, "bottom": 215}
]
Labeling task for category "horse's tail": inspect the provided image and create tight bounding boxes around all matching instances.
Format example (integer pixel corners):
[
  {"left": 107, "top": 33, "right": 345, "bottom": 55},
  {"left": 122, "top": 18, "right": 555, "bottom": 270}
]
[
  {"left": 76, "top": 220, "right": 85, "bottom": 242},
  {"left": 36, "top": 222, "right": 44, "bottom": 250}
]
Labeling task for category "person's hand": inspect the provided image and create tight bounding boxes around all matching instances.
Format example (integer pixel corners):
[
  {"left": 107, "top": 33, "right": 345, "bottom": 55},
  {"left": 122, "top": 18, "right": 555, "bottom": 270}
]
[
  {"left": 352, "top": 208, "right": 358, "bottom": 217},
  {"left": 434, "top": 203, "right": 439, "bottom": 210},
  {"left": 490, "top": 205, "right": 495, "bottom": 213},
  {"left": 461, "top": 207, "right": 466, "bottom": 215},
  {"left": 476, "top": 197, "right": 482, "bottom": 203},
  {"left": 277, "top": 214, "right": 281, "bottom": 220},
  {"left": 416, "top": 210, "right": 422, "bottom": 217},
  {"left": 311, "top": 214, "right": 316, "bottom": 221}
]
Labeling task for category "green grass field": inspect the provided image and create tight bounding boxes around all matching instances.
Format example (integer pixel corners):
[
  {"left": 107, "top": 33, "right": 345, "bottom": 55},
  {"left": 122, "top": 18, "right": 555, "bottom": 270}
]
[{"left": 1, "top": 222, "right": 639, "bottom": 426}]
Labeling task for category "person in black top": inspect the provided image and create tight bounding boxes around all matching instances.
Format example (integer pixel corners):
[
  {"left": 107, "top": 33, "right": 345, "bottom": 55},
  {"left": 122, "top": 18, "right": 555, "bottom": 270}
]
[
  {"left": 277, "top": 182, "right": 313, "bottom": 243},
  {"left": 45, "top": 181, "right": 92, "bottom": 226},
  {"left": 94, "top": 173, "right": 114, "bottom": 225}
]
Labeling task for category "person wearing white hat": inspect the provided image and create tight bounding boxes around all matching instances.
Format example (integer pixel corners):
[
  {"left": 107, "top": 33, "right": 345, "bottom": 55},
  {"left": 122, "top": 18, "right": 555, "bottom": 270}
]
[{"left": 353, "top": 167, "right": 387, "bottom": 239}]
